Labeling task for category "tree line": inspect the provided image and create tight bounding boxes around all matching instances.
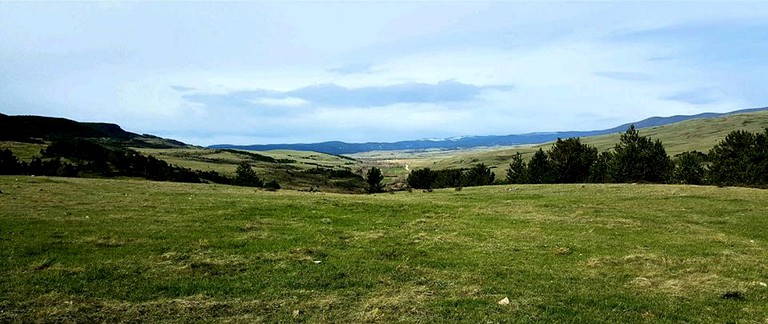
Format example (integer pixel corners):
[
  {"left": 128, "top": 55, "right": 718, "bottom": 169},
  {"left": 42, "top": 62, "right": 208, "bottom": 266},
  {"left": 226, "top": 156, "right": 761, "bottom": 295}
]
[
  {"left": 0, "top": 138, "right": 279, "bottom": 189},
  {"left": 405, "top": 126, "right": 768, "bottom": 189},
  {"left": 406, "top": 163, "right": 495, "bottom": 190}
]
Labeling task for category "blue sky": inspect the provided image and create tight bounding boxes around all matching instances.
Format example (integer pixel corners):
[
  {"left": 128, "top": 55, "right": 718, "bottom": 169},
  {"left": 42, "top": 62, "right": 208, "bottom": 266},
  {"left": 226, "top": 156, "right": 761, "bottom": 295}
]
[{"left": 2, "top": 2, "right": 767, "bottom": 145}]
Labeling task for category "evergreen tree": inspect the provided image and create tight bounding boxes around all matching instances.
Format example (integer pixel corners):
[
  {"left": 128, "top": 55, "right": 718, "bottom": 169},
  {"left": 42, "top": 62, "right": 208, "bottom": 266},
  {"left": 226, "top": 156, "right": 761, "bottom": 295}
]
[
  {"left": 366, "top": 167, "right": 385, "bottom": 193},
  {"left": 672, "top": 151, "right": 706, "bottom": 185},
  {"left": 234, "top": 162, "right": 263, "bottom": 187},
  {"left": 527, "top": 148, "right": 553, "bottom": 184},
  {"left": 610, "top": 125, "right": 672, "bottom": 183},
  {"left": 433, "top": 169, "right": 464, "bottom": 188},
  {"left": 708, "top": 129, "right": 768, "bottom": 186},
  {"left": 0, "top": 149, "right": 22, "bottom": 174},
  {"left": 547, "top": 137, "right": 597, "bottom": 183},
  {"left": 588, "top": 151, "right": 613, "bottom": 183},
  {"left": 505, "top": 152, "right": 528, "bottom": 184},
  {"left": 464, "top": 163, "right": 495, "bottom": 186},
  {"left": 407, "top": 168, "right": 435, "bottom": 189}
]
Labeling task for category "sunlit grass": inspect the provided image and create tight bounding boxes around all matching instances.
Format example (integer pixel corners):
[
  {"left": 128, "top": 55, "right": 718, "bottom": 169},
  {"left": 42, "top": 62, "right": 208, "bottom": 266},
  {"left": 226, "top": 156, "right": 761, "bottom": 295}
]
[{"left": 1, "top": 176, "right": 766, "bottom": 322}]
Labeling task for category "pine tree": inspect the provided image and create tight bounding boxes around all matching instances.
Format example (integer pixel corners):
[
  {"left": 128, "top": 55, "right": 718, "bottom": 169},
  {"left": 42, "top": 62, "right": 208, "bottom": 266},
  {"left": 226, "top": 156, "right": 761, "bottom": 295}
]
[
  {"left": 366, "top": 167, "right": 385, "bottom": 193},
  {"left": 527, "top": 148, "right": 553, "bottom": 184},
  {"left": 547, "top": 137, "right": 597, "bottom": 183},
  {"left": 506, "top": 152, "right": 528, "bottom": 184},
  {"left": 234, "top": 162, "right": 263, "bottom": 187},
  {"left": 610, "top": 125, "right": 672, "bottom": 183},
  {"left": 464, "top": 163, "right": 495, "bottom": 186}
]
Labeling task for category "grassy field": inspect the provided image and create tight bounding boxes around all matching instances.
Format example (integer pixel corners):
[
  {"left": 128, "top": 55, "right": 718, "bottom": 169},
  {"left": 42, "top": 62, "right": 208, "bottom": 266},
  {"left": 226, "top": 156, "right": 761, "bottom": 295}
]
[
  {"left": 2, "top": 176, "right": 767, "bottom": 322},
  {"left": 354, "top": 110, "right": 768, "bottom": 179},
  {"left": 135, "top": 148, "right": 360, "bottom": 176},
  {"left": 0, "top": 141, "right": 48, "bottom": 162}
]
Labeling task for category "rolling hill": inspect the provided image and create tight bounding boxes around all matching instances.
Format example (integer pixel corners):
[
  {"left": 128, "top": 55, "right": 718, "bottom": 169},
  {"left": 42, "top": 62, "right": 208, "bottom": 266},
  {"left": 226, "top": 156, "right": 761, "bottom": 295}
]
[
  {"left": 356, "top": 109, "right": 768, "bottom": 180},
  {"left": 0, "top": 113, "right": 187, "bottom": 149},
  {"left": 211, "top": 107, "right": 768, "bottom": 155}
]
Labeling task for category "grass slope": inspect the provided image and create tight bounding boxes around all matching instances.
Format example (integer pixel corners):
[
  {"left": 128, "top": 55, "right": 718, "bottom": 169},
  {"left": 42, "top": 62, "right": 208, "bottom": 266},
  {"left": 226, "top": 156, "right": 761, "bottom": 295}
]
[
  {"left": 1, "top": 176, "right": 766, "bottom": 322},
  {"left": 359, "top": 110, "right": 768, "bottom": 179},
  {"left": 135, "top": 148, "right": 365, "bottom": 192}
]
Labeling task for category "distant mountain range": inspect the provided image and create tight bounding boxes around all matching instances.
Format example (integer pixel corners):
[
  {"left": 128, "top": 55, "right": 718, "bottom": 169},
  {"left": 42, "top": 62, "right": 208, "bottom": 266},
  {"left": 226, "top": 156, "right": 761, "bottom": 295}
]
[{"left": 210, "top": 106, "right": 768, "bottom": 155}]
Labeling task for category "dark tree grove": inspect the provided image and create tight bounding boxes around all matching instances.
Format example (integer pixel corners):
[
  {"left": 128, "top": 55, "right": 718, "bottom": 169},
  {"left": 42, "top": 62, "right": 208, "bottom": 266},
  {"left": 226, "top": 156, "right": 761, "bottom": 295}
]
[
  {"left": 0, "top": 149, "right": 23, "bottom": 175},
  {"left": 464, "top": 163, "right": 495, "bottom": 186},
  {"left": 407, "top": 168, "right": 436, "bottom": 189},
  {"left": 406, "top": 164, "right": 495, "bottom": 190},
  {"left": 0, "top": 138, "right": 274, "bottom": 188},
  {"left": 548, "top": 137, "right": 597, "bottom": 183},
  {"left": 609, "top": 125, "right": 672, "bottom": 183},
  {"left": 588, "top": 151, "right": 613, "bottom": 183},
  {"left": 708, "top": 129, "right": 768, "bottom": 186},
  {"left": 672, "top": 151, "right": 707, "bottom": 185},
  {"left": 503, "top": 126, "right": 681, "bottom": 185}
]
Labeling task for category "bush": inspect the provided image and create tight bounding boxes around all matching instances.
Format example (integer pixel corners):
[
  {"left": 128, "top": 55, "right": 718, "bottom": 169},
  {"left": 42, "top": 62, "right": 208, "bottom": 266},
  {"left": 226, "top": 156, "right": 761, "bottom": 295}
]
[{"left": 264, "top": 180, "right": 281, "bottom": 191}]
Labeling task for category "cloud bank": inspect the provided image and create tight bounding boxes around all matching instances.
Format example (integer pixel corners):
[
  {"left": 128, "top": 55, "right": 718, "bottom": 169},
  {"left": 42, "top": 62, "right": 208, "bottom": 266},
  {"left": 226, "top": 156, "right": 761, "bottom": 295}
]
[{"left": 1, "top": 2, "right": 767, "bottom": 145}]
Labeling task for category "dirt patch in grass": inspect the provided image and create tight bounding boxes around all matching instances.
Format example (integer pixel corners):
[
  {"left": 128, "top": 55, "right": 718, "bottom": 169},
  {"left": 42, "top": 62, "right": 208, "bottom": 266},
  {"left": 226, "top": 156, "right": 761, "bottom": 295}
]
[
  {"left": 153, "top": 251, "right": 249, "bottom": 276},
  {"left": 357, "top": 285, "right": 434, "bottom": 322}
]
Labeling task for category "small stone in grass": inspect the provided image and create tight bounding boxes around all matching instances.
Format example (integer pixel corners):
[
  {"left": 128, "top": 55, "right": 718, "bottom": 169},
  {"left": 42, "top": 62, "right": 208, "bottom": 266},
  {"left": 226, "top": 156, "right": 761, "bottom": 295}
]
[{"left": 498, "top": 297, "right": 510, "bottom": 305}]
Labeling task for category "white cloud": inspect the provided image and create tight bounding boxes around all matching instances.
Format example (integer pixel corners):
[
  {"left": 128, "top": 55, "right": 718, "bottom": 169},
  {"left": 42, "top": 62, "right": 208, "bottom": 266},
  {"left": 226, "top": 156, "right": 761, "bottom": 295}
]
[
  {"left": 250, "top": 97, "right": 309, "bottom": 107},
  {"left": 1, "top": 2, "right": 767, "bottom": 145}
]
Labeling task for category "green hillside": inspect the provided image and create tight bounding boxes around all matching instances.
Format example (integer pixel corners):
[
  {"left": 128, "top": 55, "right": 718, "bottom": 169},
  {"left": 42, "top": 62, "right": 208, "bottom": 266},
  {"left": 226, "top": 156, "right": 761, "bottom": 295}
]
[
  {"left": 2, "top": 176, "right": 767, "bottom": 322},
  {"left": 358, "top": 110, "right": 768, "bottom": 179},
  {"left": 133, "top": 148, "right": 367, "bottom": 192},
  {"left": 4, "top": 109, "right": 768, "bottom": 189}
]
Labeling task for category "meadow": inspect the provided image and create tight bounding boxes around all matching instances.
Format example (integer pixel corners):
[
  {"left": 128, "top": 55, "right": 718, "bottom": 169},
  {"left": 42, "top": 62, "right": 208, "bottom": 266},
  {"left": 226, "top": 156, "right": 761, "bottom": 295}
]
[{"left": 1, "top": 176, "right": 767, "bottom": 322}]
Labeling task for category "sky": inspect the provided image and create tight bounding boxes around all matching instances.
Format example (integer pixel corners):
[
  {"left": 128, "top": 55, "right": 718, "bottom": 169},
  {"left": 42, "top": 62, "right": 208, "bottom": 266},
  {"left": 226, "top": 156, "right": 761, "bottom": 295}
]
[{"left": 2, "top": 1, "right": 767, "bottom": 146}]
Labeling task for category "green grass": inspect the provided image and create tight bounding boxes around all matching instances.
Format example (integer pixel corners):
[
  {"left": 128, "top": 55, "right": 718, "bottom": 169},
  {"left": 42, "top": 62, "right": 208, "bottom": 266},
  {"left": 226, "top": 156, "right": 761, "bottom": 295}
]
[
  {"left": 2, "top": 176, "right": 767, "bottom": 322},
  {"left": 134, "top": 147, "right": 365, "bottom": 192},
  {"left": 0, "top": 141, "right": 47, "bottom": 162}
]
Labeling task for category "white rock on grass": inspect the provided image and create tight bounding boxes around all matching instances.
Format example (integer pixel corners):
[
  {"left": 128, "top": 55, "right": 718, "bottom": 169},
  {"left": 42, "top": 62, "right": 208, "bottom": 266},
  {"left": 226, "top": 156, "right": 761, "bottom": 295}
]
[{"left": 498, "top": 297, "right": 510, "bottom": 305}]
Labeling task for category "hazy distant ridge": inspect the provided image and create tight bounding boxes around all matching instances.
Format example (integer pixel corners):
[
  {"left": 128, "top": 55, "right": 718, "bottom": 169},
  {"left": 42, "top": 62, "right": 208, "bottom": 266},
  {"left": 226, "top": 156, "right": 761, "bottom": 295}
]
[{"left": 210, "top": 107, "right": 768, "bottom": 155}]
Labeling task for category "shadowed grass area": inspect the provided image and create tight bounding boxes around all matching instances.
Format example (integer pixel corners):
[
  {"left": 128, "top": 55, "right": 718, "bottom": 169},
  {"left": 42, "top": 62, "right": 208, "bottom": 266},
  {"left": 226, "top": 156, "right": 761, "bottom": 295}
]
[{"left": 1, "top": 176, "right": 767, "bottom": 322}]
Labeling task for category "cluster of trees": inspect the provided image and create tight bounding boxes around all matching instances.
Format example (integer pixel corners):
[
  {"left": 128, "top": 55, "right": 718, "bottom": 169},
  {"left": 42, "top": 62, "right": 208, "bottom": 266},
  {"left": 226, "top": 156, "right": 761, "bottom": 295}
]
[
  {"left": 505, "top": 126, "right": 768, "bottom": 187},
  {"left": 706, "top": 129, "right": 768, "bottom": 186},
  {"left": 401, "top": 126, "right": 768, "bottom": 190},
  {"left": 406, "top": 163, "right": 495, "bottom": 189},
  {"left": 0, "top": 138, "right": 279, "bottom": 189},
  {"left": 505, "top": 125, "right": 672, "bottom": 185}
]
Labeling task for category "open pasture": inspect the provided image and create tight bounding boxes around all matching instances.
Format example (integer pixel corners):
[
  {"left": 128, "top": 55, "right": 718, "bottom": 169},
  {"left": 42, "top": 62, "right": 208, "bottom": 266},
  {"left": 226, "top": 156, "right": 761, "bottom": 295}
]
[{"left": 1, "top": 176, "right": 767, "bottom": 322}]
